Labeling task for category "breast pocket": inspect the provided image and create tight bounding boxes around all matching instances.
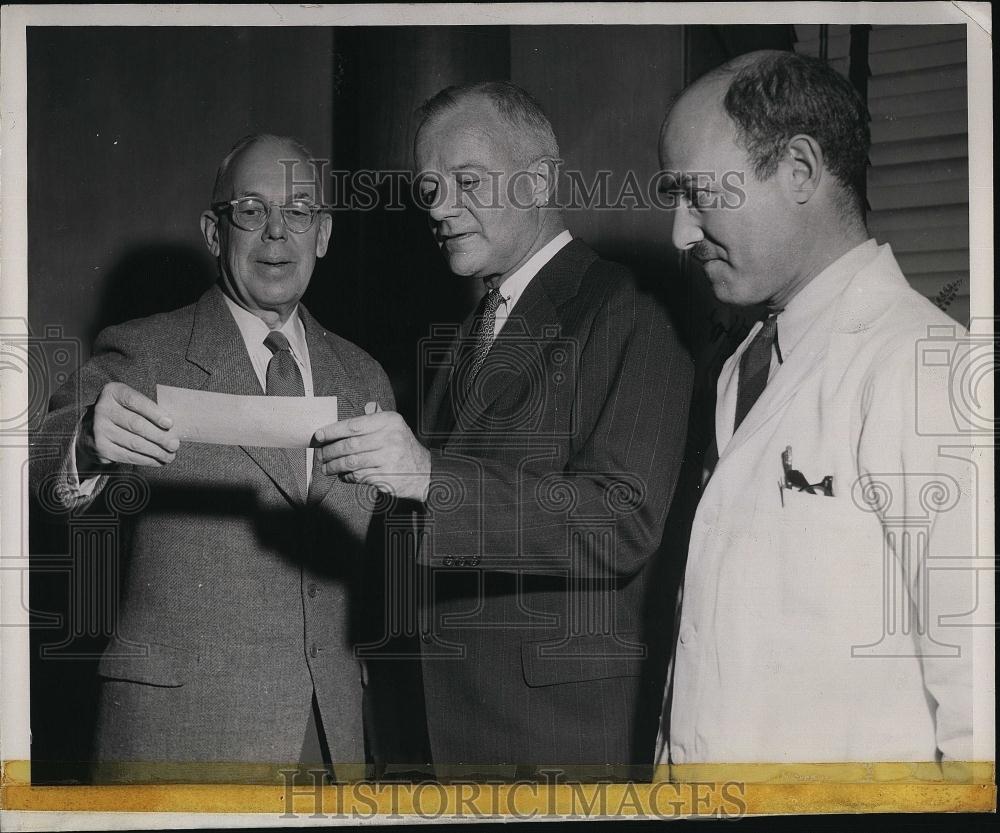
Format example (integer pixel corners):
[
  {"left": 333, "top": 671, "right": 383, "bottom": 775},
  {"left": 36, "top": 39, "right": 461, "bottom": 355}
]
[{"left": 775, "top": 488, "right": 884, "bottom": 620}]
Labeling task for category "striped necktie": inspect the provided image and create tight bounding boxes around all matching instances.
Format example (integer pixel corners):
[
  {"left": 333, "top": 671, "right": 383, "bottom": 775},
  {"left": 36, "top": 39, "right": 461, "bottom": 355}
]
[{"left": 264, "top": 331, "right": 307, "bottom": 496}]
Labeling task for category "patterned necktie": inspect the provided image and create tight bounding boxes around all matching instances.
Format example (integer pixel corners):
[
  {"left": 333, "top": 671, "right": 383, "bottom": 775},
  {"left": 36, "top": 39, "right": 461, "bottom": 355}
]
[
  {"left": 466, "top": 288, "right": 504, "bottom": 392},
  {"left": 264, "top": 331, "right": 307, "bottom": 496},
  {"left": 734, "top": 314, "right": 779, "bottom": 432}
]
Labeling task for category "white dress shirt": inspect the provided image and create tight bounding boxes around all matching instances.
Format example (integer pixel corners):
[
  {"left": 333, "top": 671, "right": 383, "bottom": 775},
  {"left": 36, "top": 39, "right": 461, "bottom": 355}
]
[
  {"left": 223, "top": 296, "right": 315, "bottom": 486},
  {"left": 491, "top": 230, "right": 573, "bottom": 336}
]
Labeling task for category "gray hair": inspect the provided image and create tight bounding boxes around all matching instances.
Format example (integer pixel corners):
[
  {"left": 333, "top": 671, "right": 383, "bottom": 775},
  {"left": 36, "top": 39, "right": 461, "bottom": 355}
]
[{"left": 416, "top": 81, "right": 560, "bottom": 162}]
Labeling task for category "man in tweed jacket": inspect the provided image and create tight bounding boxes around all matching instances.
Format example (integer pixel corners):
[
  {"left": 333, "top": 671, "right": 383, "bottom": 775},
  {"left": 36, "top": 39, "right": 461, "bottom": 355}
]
[{"left": 31, "top": 135, "right": 394, "bottom": 783}]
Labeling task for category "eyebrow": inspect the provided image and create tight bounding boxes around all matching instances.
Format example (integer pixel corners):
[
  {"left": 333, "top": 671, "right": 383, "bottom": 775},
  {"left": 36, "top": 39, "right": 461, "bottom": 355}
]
[
  {"left": 415, "top": 165, "right": 488, "bottom": 188},
  {"left": 234, "top": 190, "right": 317, "bottom": 201},
  {"left": 657, "top": 173, "right": 717, "bottom": 193}
]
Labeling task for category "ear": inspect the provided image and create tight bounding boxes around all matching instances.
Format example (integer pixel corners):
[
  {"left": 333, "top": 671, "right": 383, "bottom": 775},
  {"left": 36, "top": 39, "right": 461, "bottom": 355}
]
[
  {"left": 314, "top": 211, "right": 333, "bottom": 258},
  {"left": 200, "top": 210, "right": 221, "bottom": 257},
  {"left": 784, "top": 134, "right": 823, "bottom": 204},
  {"left": 532, "top": 156, "right": 562, "bottom": 207}
]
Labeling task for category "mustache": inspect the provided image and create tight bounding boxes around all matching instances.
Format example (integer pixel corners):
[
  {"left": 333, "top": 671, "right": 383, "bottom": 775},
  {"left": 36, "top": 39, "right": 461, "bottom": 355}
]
[{"left": 691, "top": 242, "right": 715, "bottom": 262}]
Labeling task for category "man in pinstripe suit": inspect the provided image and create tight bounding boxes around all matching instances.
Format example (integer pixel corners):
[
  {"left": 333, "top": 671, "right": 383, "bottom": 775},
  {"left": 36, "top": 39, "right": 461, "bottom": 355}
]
[{"left": 317, "top": 82, "right": 693, "bottom": 777}]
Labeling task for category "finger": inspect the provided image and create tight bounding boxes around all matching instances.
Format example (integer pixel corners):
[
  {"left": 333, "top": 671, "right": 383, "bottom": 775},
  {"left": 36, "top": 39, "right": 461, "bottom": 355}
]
[
  {"left": 113, "top": 385, "right": 174, "bottom": 431},
  {"left": 322, "top": 450, "right": 383, "bottom": 475},
  {"left": 100, "top": 437, "right": 173, "bottom": 467},
  {"left": 116, "top": 448, "right": 172, "bottom": 467},
  {"left": 334, "top": 467, "right": 381, "bottom": 484},
  {"left": 105, "top": 408, "right": 180, "bottom": 453},
  {"left": 317, "top": 435, "right": 386, "bottom": 463},
  {"left": 104, "top": 423, "right": 178, "bottom": 465},
  {"left": 313, "top": 412, "right": 391, "bottom": 444}
]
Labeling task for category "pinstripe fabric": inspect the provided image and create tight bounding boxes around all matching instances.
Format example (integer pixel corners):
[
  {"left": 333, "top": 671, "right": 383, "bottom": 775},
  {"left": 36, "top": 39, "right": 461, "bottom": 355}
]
[
  {"left": 31, "top": 285, "right": 395, "bottom": 783},
  {"left": 415, "top": 239, "right": 694, "bottom": 775}
]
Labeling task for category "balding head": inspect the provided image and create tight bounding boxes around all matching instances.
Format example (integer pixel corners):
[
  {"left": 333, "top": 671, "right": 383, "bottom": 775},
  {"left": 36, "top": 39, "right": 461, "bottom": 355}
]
[
  {"left": 658, "top": 50, "right": 871, "bottom": 309},
  {"left": 211, "top": 134, "right": 324, "bottom": 206},
  {"left": 665, "top": 50, "right": 870, "bottom": 220},
  {"left": 201, "top": 133, "right": 332, "bottom": 328}
]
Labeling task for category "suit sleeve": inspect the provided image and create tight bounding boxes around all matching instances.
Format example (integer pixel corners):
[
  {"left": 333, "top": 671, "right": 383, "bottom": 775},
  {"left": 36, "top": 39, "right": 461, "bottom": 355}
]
[
  {"left": 425, "top": 278, "right": 693, "bottom": 579},
  {"left": 856, "top": 337, "right": 979, "bottom": 764},
  {"left": 30, "top": 322, "right": 152, "bottom": 512},
  {"left": 372, "top": 361, "right": 396, "bottom": 414}
]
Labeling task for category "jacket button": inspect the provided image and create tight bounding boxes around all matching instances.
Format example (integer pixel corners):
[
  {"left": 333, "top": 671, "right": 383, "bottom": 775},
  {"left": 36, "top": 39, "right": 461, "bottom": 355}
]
[
  {"left": 307, "top": 583, "right": 318, "bottom": 598},
  {"left": 679, "top": 624, "right": 696, "bottom": 645},
  {"left": 309, "top": 643, "right": 319, "bottom": 658},
  {"left": 420, "top": 630, "right": 431, "bottom": 644}
]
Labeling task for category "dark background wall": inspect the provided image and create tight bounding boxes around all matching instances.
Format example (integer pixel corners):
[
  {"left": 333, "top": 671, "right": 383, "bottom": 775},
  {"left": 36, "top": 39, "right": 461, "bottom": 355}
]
[
  {"left": 27, "top": 28, "right": 336, "bottom": 353},
  {"left": 27, "top": 25, "right": 795, "bottom": 420},
  {"left": 27, "top": 24, "right": 794, "bottom": 781}
]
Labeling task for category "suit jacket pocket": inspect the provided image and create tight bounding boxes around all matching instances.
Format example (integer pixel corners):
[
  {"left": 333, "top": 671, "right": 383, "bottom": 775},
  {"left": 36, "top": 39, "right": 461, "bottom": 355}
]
[
  {"left": 521, "top": 632, "right": 645, "bottom": 688},
  {"left": 97, "top": 635, "right": 197, "bottom": 687}
]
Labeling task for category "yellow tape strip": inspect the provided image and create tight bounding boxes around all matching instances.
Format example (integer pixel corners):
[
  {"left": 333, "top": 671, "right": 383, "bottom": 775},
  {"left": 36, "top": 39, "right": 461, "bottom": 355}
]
[{"left": 2, "top": 761, "right": 995, "bottom": 816}]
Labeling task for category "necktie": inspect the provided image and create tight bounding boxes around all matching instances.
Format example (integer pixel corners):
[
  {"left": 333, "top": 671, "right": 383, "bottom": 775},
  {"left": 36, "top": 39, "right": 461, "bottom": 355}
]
[
  {"left": 466, "top": 287, "right": 504, "bottom": 391},
  {"left": 264, "top": 331, "right": 307, "bottom": 496},
  {"left": 733, "top": 314, "right": 778, "bottom": 432}
]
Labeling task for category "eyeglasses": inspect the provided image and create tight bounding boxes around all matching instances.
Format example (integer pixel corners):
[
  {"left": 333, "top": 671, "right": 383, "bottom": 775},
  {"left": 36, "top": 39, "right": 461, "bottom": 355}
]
[{"left": 212, "top": 197, "right": 325, "bottom": 233}]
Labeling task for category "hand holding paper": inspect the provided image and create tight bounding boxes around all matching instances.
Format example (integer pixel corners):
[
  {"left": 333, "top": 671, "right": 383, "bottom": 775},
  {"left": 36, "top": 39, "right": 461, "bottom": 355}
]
[
  {"left": 77, "top": 382, "right": 179, "bottom": 470},
  {"left": 315, "top": 407, "right": 431, "bottom": 502},
  {"left": 156, "top": 385, "right": 337, "bottom": 448}
]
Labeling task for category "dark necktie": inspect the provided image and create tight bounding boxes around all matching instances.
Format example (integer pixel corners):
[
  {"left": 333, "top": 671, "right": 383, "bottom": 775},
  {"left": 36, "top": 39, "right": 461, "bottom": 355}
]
[
  {"left": 466, "top": 287, "right": 504, "bottom": 392},
  {"left": 264, "top": 330, "right": 307, "bottom": 496},
  {"left": 733, "top": 314, "right": 779, "bottom": 432}
]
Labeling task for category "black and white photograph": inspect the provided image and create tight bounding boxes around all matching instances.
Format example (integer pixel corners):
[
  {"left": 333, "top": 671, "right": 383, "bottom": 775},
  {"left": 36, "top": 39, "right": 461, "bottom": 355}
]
[{"left": 0, "top": 2, "right": 994, "bottom": 828}]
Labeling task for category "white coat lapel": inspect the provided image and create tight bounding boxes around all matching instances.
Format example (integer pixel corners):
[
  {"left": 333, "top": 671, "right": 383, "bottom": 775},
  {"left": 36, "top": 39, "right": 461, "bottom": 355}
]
[
  {"left": 717, "top": 244, "right": 907, "bottom": 463},
  {"left": 719, "top": 310, "right": 834, "bottom": 459}
]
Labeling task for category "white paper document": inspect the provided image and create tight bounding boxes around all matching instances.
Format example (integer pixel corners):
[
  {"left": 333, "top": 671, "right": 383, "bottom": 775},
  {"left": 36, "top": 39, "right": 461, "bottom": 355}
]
[{"left": 156, "top": 384, "right": 337, "bottom": 448}]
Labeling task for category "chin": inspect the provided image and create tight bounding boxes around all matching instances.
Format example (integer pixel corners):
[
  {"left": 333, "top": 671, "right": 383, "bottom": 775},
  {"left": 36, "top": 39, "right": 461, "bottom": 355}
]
[{"left": 445, "top": 256, "right": 484, "bottom": 278}]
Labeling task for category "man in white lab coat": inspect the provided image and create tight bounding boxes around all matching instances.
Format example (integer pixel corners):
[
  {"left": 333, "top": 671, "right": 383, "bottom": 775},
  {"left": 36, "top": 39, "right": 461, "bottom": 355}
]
[{"left": 654, "top": 50, "right": 987, "bottom": 774}]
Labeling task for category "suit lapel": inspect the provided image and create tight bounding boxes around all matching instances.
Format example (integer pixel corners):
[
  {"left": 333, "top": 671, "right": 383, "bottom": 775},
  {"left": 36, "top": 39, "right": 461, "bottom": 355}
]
[
  {"left": 299, "top": 306, "right": 364, "bottom": 508},
  {"left": 427, "top": 318, "right": 477, "bottom": 443},
  {"left": 459, "top": 284, "right": 560, "bottom": 421},
  {"left": 450, "top": 238, "right": 591, "bottom": 427},
  {"left": 185, "top": 286, "right": 305, "bottom": 506}
]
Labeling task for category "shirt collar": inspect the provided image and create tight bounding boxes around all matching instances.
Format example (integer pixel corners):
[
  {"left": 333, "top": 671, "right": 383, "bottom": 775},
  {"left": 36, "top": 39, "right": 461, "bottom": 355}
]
[
  {"left": 222, "top": 294, "right": 308, "bottom": 364},
  {"left": 776, "top": 238, "right": 879, "bottom": 361},
  {"left": 494, "top": 229, "right": 573, "bottom": 312}
]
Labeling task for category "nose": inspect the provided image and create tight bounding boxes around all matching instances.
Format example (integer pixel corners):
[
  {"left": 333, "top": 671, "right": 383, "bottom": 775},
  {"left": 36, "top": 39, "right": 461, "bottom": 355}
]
[
  {"left": 671, "top": 205, "right": 704, "bottom": 251},
  {"left": 262, "top": 204, "right": 287, "bottom": 240},
  {"left": 427, "top": 179, "right": 462, "bottom": 224}
]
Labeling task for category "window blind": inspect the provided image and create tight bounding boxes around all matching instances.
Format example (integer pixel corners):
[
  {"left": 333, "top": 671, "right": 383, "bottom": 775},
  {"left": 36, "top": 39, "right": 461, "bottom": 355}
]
[{"left": 794, "top": 24, "right": 970, "bottom": 324}]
